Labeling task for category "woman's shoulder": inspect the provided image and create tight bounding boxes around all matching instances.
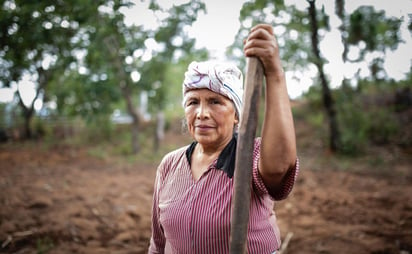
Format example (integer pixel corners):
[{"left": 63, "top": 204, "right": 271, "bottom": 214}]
[
  {"left": 163, "top": 145, "right": 189, "bottom": 160},
  {"left": 158, "top": 145, "right": 190, "bottom": 172}
]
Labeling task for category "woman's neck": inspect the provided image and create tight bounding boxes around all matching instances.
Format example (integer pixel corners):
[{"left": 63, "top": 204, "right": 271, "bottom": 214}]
[
  {"left": 196, "top": 135, "right": 233, "bottom": 156},
  {"left": 194, "top": 144, "right": 222, "bottom": 161}
]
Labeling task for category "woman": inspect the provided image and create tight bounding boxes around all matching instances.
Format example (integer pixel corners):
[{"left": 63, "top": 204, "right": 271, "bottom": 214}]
[{"left": 148, "top": 24, "right": 299, "bottom": 254}]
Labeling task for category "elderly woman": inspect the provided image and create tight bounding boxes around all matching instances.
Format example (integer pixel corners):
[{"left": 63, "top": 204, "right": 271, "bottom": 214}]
[{"left": 148, "top": 24, "right": 299, "bottom": 254}]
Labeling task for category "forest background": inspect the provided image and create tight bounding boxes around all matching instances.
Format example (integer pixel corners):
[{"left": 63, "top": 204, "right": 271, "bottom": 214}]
[{"left": 1, "top": 0, "right": 411, "bottom": 253}]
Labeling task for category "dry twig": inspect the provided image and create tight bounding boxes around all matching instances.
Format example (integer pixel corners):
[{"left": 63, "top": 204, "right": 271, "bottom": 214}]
[{"left": 278, "top": 232, "right": 294, "bottom": 254}]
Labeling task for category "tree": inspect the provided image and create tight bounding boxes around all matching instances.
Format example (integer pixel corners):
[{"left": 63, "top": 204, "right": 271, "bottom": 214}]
[
  {"left": 0, "top": 0, "right": 104, "bottom": 138},
  {"left": 233, "top": 0, "right": 404, "bottom": 152},
  {"left": 80, "top": 1, "right": 144, "bottom": 153},
  {"left": 345, "top": 5, "right": 402, "bottom": 82},
  {"left": 1, "top": 0, "right": 206, "bottom": 152},
  {"left": 307, "top": 0, "right": 340, "bottom": 151},
  {"left": 78, "top": 0, "right": 206, "bottom": 153}
]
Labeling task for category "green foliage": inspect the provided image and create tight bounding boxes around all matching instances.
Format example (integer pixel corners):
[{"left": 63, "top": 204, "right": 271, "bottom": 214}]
[
  {"left": 0, "top": 0, "right": 109, "bottom": 87},
  {"left": 338, "top": 104, "right": 400, "bottom": 156},
  {"left": 234, "top": 0, "right": 328, "bottom": 70},
  {"left": 2, "top": 0, "right": 408, "bottom": 156},
  {"left": 81, "top": 114, "right": 116, "bottom": 143},
  {"left": 337, "top": 95, "right": 369, "bottom": 155},
  {"left": 49, "top": 70, "right": 121, "bottom": 118},
  {"left": 0, "top": 103, "right": 7, "bottom": 128},
  {"left": 348, "top": 6, "right": 403, "bottom": 55},
  {"left": 334, "top": 82, "right": 402, "bottom": 155},
  {"left": 138, "top": 0, "right": 207, "bottom": 112},
  {"left": 86, "top": 120, "right": 187, "bottom": 164},
  {"left": 301, "top": 77, "right": 408, "bottom": 156},
  {"left": 307, "top": 110, "right": 324, "bottom": 129},
  {"left": 0, "top": 0, "right": 127, "bottom": 138},
  {"left": 304, "top": 84, "right": 324, "bottom": 110},
  {"left": 367, "top": 107, "right": 399, "bottom": 144},
  {"left": 237, "top": 0, "right": 407, "bottom": 155}
]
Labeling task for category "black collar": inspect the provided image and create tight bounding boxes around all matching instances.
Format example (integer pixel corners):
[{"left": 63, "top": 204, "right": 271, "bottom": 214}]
[{"left": 185, "top": 134, "right": 237, "bottom": 178}]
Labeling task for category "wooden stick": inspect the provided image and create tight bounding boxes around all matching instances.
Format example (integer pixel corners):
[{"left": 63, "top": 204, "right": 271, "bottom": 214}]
[{"left": 229, "top": 57, "right": 264, "bottom": 254}]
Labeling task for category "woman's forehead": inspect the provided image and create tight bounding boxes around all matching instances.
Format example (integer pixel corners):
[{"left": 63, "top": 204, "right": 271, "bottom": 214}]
[{"left": 185, "top": 88, "right": 227, "bottom": 99}]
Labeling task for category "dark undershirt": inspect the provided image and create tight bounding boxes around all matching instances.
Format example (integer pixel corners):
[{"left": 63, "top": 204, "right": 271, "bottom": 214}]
[{"left": 185, "top": 134, "right": 237, "bottom": 178}]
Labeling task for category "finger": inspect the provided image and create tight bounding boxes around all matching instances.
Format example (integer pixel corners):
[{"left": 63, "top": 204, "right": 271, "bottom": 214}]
[
  {"left": 244, "top": 46, "right": 275, "bottom": 59},
  {"left": 244, "top": 38, "right": 273, "bottom": 52},
  {"left": 244, "top": 36, "right": 278, "bottom": 54},
  {"left": 249, "top": 24, "right": 274, "bottom": 36},
  {"left": 247, "top": 28, "right": 272, "bottom": 41}
]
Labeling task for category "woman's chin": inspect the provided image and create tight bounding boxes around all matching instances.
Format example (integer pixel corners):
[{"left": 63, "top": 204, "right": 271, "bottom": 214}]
[{"left": 194, "top": 134, "right": 215, "bottom": 144}]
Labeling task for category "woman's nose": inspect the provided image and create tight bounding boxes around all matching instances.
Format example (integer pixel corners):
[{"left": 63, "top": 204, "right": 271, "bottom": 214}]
[{"left": 196, "top": 102, "right": 210, "bottom": 119}]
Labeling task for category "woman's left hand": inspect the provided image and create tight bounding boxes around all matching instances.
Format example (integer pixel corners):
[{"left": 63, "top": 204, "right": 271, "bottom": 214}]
[{"left": 243, "top": 24, "right": 284, "bottom": 79}]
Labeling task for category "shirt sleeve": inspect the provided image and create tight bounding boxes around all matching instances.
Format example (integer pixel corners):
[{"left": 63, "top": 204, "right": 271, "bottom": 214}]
[
  {"left": 148, "top": 161, "right": 166, "bottom": 253},
  {"left": 252, "top": 138, "right": 300, "bottom": 201}
]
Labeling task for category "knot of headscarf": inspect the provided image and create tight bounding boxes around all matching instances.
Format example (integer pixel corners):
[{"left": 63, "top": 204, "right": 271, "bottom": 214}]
[{"left": 182, "top": 61, "right": 244, "bottom": 117}]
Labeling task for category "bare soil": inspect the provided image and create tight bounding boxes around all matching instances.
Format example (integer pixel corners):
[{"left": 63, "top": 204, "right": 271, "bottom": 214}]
[{"left": 1, "top": 129, "right": 412, "bottom": 254}]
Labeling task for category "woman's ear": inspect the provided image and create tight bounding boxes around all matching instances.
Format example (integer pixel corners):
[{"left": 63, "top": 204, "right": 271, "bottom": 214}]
[
  {"left": 234, "top": 113, "right": 239, "bottom": 125},
  {"left": 233, "top": 114, "right": 240, "bottom": 133}
]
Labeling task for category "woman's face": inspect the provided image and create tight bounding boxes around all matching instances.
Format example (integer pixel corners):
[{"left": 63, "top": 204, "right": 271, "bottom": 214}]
[{"left": 184, "top": 89, "right": 239, "bottom": 148}]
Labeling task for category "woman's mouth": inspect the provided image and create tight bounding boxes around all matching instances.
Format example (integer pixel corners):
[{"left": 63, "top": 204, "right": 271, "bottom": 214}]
[{"left": 195, "top": 124, "right": 213, "bottom": 131}]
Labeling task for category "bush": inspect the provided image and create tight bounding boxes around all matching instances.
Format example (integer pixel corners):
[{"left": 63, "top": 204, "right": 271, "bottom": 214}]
[
  {"left": 81, "top": 115, "right": 116, "bottom": 143},
  {"left": 366, "top": 107, "right": 399, "bottom": 145},
  {"left": 336, "top": 88, "right": 400, "bottom": 155},
  {"left": 338, "top": 100, "right": 370, "bottom": 155}
]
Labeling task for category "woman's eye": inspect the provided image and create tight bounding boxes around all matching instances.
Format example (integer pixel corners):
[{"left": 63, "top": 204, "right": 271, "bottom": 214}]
[
  {"left": 186, "top": 100, "right": 197, "bottom": 106},
  {"left": 211, "top": 99, "right": 220, "bottom": 104}
]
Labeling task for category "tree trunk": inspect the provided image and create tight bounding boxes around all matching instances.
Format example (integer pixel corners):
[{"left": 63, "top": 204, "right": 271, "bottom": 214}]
[
  {"left": 23, "top": 111, "right": 33, "bottom": 139},
  {"left": 153, "top": 111, "right": 165, "bottom": 152},
  {"left": 120, "top": 80, "right": 141, "bottom": 154},
  {"left": 16, "top": 67, "right": 48, "bottom": 140},
  {"left": 16, "top": 91, "right": 34, "bottom": 139},
  {"left": 17, "top": 96, "right": 35, "bottom": 140},
  {"left": 131, "top": 118, "right": 140, "bottom": 154},
  {"left": 335, "top": 0, "right": 348, "bottom": 62},
  {"left": 308, "top": 0, "right": 340, "bottom": 152},
  {"left": 104, "top": 36, "right": 141, "bottom": 154}
]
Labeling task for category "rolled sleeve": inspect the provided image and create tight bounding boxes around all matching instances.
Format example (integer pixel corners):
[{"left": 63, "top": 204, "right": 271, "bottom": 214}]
[{"left": 252, "top": 138, "right": 299, "bottom": 200}]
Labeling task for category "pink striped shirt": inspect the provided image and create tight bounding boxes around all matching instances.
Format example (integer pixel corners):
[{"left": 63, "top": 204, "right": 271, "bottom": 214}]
[{"left": 149, "top": 138, "right": 299, "bottom": 254}]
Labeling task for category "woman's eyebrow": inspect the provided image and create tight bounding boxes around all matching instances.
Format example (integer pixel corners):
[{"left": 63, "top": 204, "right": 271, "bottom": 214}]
[
  {"left": 185, "top": 94, "right": 199, "bottom": 100},
  {"left": 206, "top": 94, "right": 223, "bottom": 100}
]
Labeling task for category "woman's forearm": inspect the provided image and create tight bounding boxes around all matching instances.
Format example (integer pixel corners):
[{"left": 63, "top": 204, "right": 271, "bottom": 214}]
[{"left": 259, "top": 73, "right": 297, "bottom": 193}]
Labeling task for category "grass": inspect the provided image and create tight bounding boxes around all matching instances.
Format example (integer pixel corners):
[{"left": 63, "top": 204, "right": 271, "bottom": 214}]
[{"left": 36, "top": 237, "right": 54, "bottom": 254}]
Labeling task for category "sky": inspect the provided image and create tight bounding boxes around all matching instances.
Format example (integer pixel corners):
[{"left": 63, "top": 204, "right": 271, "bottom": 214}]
[{"left": 1, "top": 0, "right": 411, "bottom": 104}]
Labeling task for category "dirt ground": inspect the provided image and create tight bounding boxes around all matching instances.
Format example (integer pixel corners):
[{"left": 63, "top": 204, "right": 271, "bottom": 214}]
[{"left": 1, "top": 130, "right": 412, "bottom": 254}]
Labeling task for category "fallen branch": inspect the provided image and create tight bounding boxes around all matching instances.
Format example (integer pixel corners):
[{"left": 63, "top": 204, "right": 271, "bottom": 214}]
[
  {"left": 13, "top": 230, "right": 35, "bottom": 238},
  {"left": 1, "top": 230, "right": 37, "bottom": 249},
  {"left": 1, "top": 235, "right": 12, "bottom": 249},
  {"left": 278, "top": 232, "right": 294, "bottom": 254}
]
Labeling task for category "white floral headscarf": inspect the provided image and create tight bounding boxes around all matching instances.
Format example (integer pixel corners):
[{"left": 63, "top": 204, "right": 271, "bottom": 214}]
[{"left": 182, "top": 61, "right": 244, "bottom": 117}]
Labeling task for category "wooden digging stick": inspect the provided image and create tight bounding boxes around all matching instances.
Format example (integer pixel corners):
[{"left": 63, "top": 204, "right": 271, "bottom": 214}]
[{"left": 229, "top": 57, "right": 264, "bottom": 254}]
